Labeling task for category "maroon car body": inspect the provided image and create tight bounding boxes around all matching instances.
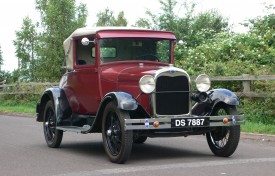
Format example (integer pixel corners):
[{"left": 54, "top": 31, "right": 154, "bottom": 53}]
[{"left": 36, "top": 27, "right": 245, "bottom": 163}]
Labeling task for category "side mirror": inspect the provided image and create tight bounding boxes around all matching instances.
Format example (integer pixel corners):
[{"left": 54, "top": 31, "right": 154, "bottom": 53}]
[{"left": 81, "top": 37, "right": 90, "bottom": 46}]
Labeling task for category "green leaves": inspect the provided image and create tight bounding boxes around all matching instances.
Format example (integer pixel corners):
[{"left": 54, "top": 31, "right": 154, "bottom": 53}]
[
  {"left": 96, "top": 8, "right": 127, "bottom": 26},
  {"left": 174, "top": 4, "right": 275, "bottom": 126},
  {"left": 14, "top": 0, "right": 88, "bottom": 82},
  {"left": 13, "top": 17, "right": 38, "bottom": 81},
  {"left": 135, "top": 0, "right": 228, "bottom": 48}
]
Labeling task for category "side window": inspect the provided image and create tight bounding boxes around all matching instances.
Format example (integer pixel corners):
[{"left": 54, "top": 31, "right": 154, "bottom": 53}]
[{"left": 76, "top": 38, "right": 95, "bottom": 65}]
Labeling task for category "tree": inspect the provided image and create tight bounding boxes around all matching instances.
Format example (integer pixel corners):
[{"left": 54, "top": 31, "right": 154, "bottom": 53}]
[
  {"left": 34, "top": 0, "right": 88, "bottom": 81},
  {"left": 96, "top": 8, "right": 127, "bottom": 26},
  {"left": 184, "top": 9, "right": 229, "bottom": 47},
  {"left": 114, "top": 11, "right": 127, "bottom": 26},
  {"left": 0, "top": 45, "right": 3, "bottom": 71},
  {"left": 246, "top": 4, "right": 275, "bottom": 32},
  {"left": 135, "top": 0, "right": 228, "bottom": 48},
  {"left": 245, "top": 4, "right": 275, "bottom": 48},
  {"left": 13, "top": 0, "right": 87, "bottom": 82},
  {"left": 13, "top": 17, "right": 38, "bottom": 81},
  {"left": 135, "top": 0, "right": 178, "bottom": 30}
]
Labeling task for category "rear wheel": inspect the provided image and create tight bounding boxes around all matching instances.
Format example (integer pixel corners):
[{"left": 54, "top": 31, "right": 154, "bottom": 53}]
[
  {"left": 102, "top": 102, "right": 133, "bottom": 163},
  {"left": 43, "top": 100, "right": 63, "bottom": 148},
  {"left": 206, "top": 105, "right": 240, "bottom": 157}
]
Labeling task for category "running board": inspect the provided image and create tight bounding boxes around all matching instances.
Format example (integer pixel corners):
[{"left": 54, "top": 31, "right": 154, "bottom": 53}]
[{"left": 56, "top": 125, "right": 91, "bottom": 134}]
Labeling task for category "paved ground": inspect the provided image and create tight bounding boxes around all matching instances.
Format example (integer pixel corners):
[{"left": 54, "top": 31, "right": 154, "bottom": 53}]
[{"left": 0, "top": 115, "right": 275, "bottom": 176}]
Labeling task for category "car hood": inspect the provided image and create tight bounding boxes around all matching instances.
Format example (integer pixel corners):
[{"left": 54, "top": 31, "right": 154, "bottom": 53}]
[{"left": 101, "top": 63, "right": 168, "bottom": 82}]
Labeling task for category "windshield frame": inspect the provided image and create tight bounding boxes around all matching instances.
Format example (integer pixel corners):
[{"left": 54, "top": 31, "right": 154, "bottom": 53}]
[{"left": 98, "top": 38, "right": 173, "bottom": 64}]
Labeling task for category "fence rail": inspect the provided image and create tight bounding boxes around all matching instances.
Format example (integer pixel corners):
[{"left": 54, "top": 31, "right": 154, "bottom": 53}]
[
  {"left": 0, "top": 82, "right": 59, "bottom": 95},
  {"left": 0, "top": 74, "right": 274, "bottom": 98},
  {"left": 209, "top": 74, "right": 275, "bottom": 98}
]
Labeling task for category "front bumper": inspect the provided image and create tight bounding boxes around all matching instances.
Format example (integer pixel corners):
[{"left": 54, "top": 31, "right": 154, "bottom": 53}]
[{"left": 124, "top": 114, "right": 245, "bottom": 130}]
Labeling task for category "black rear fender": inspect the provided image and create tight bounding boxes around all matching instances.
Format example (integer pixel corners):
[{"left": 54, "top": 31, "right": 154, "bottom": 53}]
[
  {"left": 36, "top": 88, "right": 71, "bottom": 123},
  {"left": 36, "top": 89, "right": 56, "bottom": 122}
]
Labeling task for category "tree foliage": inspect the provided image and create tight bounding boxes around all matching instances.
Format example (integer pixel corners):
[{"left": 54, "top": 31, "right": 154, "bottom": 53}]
[
  {"left": 13, "top": 17, "right": 38, "bottom": 81},
  {"left": 34, "top": 0, "right": 88, "bottom": 81},
  {"left": 135, "top": 0, "right": 228, "bottom": 48},
  {"left": 174, "top": 5, "right": 275, "bottom": 125},
  {"left": 246, "top": 4, "right": 275, "bottom": 48},
  {"left": 13, "top": 0, "right": 87, "bottom": 82},
  {"left": 96, "top": 8, "right": 127, "bottom": 26}
]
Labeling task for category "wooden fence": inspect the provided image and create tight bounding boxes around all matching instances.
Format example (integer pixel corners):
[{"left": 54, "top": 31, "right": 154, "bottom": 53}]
[
  {"left": 0, "top": 82, "right": 59, "bottom": 95},
  {"left": 208, "top": 74, "right": 275, "bottom": 98},
  {"left": 0, "top": 74, "right": 274, "bottom": 98}
]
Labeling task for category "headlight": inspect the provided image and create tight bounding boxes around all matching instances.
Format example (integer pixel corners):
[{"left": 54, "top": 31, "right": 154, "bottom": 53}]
[
  {"left": 195, "top": 74, "right": 211, "bottom": 92},
  {"left": 139, "top": 75, "right": 155, "bottom": 94}
]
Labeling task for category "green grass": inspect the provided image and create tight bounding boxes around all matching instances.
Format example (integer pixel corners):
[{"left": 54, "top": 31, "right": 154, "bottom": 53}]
[
  {"left": 241, "top": 121, "right": 275, "bottom": 135},
  {"left": 0, "top": 101, "right": 36, "bottom": 114}
]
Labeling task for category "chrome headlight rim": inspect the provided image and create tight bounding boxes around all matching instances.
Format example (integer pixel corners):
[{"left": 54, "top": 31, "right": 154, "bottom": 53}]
[
  {"left": 139, "top": 75, "right": 156, "bottom": 94},
  {"left": 195, "top": 74, "right": 211, "bottom": 92}
]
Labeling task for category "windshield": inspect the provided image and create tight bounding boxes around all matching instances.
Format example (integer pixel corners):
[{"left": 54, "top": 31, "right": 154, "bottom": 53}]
[{"left": 99, "top": 38, "right": 171, "bottom": 63}]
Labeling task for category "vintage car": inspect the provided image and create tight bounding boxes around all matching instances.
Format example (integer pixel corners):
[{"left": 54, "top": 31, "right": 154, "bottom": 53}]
[{"left": 36, "top": 27, "right": 245, "bottom": 163}]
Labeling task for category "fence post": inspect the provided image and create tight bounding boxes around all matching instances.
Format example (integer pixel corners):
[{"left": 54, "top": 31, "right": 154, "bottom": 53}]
[
  {"left": 242, "top": 74, "right": 251, "bottom": 92},
  {"left": 16, "top": 82, "right": 20, "bottom": 93}
]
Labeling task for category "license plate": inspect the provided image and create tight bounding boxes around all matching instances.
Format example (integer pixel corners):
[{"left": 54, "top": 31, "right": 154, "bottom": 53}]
[{"left": 171, "top": 118, "right": 209, "bottom": 127}]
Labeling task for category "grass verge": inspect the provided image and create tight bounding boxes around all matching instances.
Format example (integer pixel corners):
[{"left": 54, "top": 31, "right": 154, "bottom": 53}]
[
  {"left": 0, "top": 101, "right": 36, "bottom": 114},
  {"left": 241, "top": 121, "right": 275, "bottom": 135}
]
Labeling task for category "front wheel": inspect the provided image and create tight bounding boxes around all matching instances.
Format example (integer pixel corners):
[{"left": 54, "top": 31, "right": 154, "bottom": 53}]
[
  {"left": 43, "top": 100, "right": 63, "bottom": 148},
  {"left": 206, "top": 105, "right": 240, "bottom": 157},
  {"left": 102, "top": 102, "right": 133, "bottom": 163},
  {"left": 133, "top": 135, "right": 147, "bottom": 144}
]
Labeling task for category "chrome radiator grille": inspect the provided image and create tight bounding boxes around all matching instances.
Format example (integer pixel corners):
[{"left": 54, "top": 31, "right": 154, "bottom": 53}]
[{"left": 155, "top": 75, "right": 190, "bottom": 115}]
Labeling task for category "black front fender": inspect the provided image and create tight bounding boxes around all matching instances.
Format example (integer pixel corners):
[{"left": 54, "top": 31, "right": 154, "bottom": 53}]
[
  {"left": 104, "top": 92, "right": 138, "bottom": 111},
  {"left": 91, "top": 92, "right": 139, "bottom": 132},
  {"left": 192, "top": 89, "right": 240, "bottom": 116},
  {"left": 209, "top": 89, "right": 240, "bottom": 106}
]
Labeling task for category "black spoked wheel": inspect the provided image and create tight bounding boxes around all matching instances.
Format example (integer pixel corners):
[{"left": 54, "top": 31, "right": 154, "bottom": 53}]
[
  {"left": 102, "top": 102, "right": 133, "bottom": 164},
  {"left": 206, "top": 105, "right": 240, "bottom": 157},
  {"left": 43, "top": 100, "right": 63, "bottom": 148}
]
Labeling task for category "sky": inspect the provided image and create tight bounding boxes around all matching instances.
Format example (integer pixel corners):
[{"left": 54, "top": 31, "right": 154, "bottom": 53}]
[{"left": 0, "top": 0, "right": 274, "bottom": 71}]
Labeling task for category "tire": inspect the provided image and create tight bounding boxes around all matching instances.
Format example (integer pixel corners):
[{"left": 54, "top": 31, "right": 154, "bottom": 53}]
[
  {"left": 102, "top": 102, "right": 133, "bottom": 163},
  {"left": 43, "top": 100, "right": 63, "bottom": 148},
  {"left": 133, "top": 135, "right": 147, "bottom": 144},
  {"left": 206, "top": 105, "right": 240, "bottom": 157}
]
